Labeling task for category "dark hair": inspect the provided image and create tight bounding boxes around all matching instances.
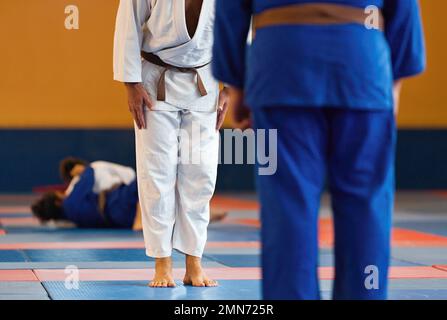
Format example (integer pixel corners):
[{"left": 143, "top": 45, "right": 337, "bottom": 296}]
[
  {"left": 59, "top": 157, "right": 88, "bottom": 183},
  {"left": 31, "top": 192, "right": 64, "bottom": 222}
]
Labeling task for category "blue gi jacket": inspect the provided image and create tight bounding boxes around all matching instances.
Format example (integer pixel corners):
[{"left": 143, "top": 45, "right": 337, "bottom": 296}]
[
  {"left": 212, "top": 0, "right": 426, "bottom": 110},
  {"left": 62, "top": 167, "right": 108, "bottom": 228},
  {"left": 63, "top": 167, "right": 139, "bottom": 229}
]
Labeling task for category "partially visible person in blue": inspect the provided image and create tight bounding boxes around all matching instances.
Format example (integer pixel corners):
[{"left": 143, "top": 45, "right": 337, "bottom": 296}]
[
  {"left": 213, "top": 0, "right": 425, "bottom": 299},
  {"left": 32, "top": 161, "right": 140, "bottom": 229}
]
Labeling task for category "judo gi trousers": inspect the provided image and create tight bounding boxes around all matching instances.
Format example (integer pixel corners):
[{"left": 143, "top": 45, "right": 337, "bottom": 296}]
[
  {"left": 135, "top": 109, "right": 219, "bottom": 258},
  {"left": 253, "top": 106, "right": 396, "bottom": 300}
]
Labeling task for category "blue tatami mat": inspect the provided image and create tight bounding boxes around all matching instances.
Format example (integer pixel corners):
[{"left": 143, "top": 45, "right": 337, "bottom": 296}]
[
  {"left": 0, "top": 231, "right": 143, "bottom": 243},
  {"left": 391, "top": 248, "right": 447, "bottom": 265},
  {"left": 388, "top": 290, "right": 447, "bottom": 300},
  {"left": 0, "top": 260, "right": 226, "bottom": 270},
  {"left": 1, "top": 228, "right": 143, "bottom": 238},
  {"left": 204, "top": 254, "right": 261, "bottom": 267},
  {"left": 0, "top": 250, "right": 28, "bottom": 262},
  {"left": 0, "top": 282, "right": 49, "bottom": 300},
  {"left": 203, "top": 254, "right": 421, "bottom": 268},
  {"left": 207, "top": 225, "right": 259, "bottom": 242},
  {"left": 45, "top": 280, "right": 447, "bottom": 300},
  {"left": 319, "top": 289, "right": 447, "bottom": 300},
  {"left": 22, "top": 249, "right": 193, "bottom": 263},
  {"left": 394, "top": 221, "right": 447, "bottom": 237},
  {"left": 43, "top": 280, "right": 262, "bottom": 300},
  {"left": 0, "top": 213, "right": 32, "bottom": 218}
]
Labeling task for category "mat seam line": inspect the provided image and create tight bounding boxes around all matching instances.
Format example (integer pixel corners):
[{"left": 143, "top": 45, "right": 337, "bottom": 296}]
[
  {"left": 32, "top": 269, "right": 52, "bottom": 300},
  {"left": 432, "top": 265, "right": 447, "bottom": 273}
]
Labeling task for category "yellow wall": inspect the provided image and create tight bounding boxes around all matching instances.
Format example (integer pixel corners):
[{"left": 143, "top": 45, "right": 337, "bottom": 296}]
[
  {"left": 398, "top": 1, "right": 447, "bottom": 128},
  {"left": 0, "top": 0, "right": 445, "bottom": 128},
  {"left": 0, "top": 0, "right": 129, "bottom": 128}
]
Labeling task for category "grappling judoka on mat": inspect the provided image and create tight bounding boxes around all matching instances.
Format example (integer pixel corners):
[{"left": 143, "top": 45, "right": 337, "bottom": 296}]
[
  {"left": 32, "top": 159, "right": 139, "bottom": 229},
  {"left": 31, "top": 158, "right": 227, "bottom": 229}
]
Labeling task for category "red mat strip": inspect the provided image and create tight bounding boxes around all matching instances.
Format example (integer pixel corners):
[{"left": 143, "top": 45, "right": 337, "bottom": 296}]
[
  {"left": 432, "top": 191, "right": 447, "bottom": 198},
  {"left": 0, "top": 270, "right": 38, "bottom": 282},
  {"left": 0, "top": 206, "right": 32, "bottom": 214},
  {"left": 26, "top": 266, "right": 447, "bottom": 282},
  {"left": 0, "top": 241, "right": 260, "bottom": 250},
  {"left": 211, "top": 196, "right": 259, "bottom": 211},
  {"left": 318, "top": 266, "right": 447, "bottom": 280},
  {"left": 433, "top": 265, "right": 447, "bottom": 272},
  {"left": 0, "top": 195, "right": 36, "bottom": 202},
  {"left": 1, "top": 230, "right": 446, "bottom": 249},
  {"left": 34, "top": 268, "right": 261, "bottom": 282},
  {"left": 0, "top": 217, "right": 40, "bottom": 226},
  {"left": 224, "top": 218, "right": 447, "bottom": 248},
  {"left": 0, "top": 241, "right": 145, "bottom": 250}
]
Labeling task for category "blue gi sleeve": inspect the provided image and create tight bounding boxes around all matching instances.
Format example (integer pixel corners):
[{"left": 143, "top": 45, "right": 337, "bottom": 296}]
[
  {"left": 67, "top": 167, "right": 95, "bottom": 201},
  {"left": 383, "top": 0, "right": 426, "bottom": 80},
  {"left": 212, "top": 0, "right": 253, "bottom": 89},
  {"left": 63, "top": 167, "right": 104, "bottom": 228}
]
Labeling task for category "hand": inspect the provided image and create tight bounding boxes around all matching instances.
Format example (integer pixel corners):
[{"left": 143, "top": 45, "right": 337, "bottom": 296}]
[
  {"left": 228, "top": 87, "right": 251, "bottom": 129},
  {"left": 393, "top": 80, "right": 402, "bottom": 117},
  {"left": 125, "top": 83, "right": 153, "bottom": 129},
  {"left": 216, "top": 87, "right": 230, "bottom": 130},
  {"left": 70, "top": 164, "right": 86, "bottom": 178}
]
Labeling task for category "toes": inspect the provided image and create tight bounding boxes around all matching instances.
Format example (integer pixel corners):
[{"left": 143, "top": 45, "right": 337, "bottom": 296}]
[
  {"left": 184, "top": 273, "right": 218, "bottom": 287},
  {"left": 149, "top": 281, "right": 161, "bottom": 287},
  {"left": 205, "top": 279, "right": 218, "bottom": 287},
  {"left": 149, "top": 280, "right": 175, "bottom": 288},
  {"left": 193, "top": 282, "right": 206, "bottom": 287}
]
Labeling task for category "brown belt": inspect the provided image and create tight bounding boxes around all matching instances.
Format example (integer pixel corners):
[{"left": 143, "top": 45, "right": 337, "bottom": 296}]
[
  {"left": 253, "top": 3, "right": 385, "bottom": 33},
  {"left": 141, "top": 51, "right": 209, "bottom": 101}
]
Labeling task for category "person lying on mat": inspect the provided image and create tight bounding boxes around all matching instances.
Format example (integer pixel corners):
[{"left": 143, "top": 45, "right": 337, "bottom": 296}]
[
  {"left": 31, "top": 158, "right": 227, "bottom": 229},
  {"left": 32, "top": 160, "right": 141, "bottom": 229}
]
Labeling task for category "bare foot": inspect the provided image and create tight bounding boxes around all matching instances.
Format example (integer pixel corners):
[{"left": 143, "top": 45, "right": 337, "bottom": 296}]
[
  {"left": 149, "top": 257, "right": 176, "bottom": 288},
  {"left": 183, "top": 255, "right": 218, "bottom": 287}
]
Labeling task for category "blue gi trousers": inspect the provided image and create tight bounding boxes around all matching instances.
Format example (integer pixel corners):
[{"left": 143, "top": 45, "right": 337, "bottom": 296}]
[
  {"left": 253, "top": 107, "right": 396, "bottom": 300},
  {"left": 106, "top": 180, "right": 139, "bottom": 229}
]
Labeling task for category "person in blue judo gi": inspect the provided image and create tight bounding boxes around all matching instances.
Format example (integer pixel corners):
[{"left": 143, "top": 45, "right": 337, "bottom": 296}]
[
  {"left": 32, "top": 159, "right": 140, "bottom": 229},
  {"left": 212, "top": 0, "right": 426, "bottom": 300}
]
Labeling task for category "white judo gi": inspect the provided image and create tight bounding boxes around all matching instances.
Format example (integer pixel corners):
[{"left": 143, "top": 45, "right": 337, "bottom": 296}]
[{"left": 113, "top": 0, "right": 219, "bottom": 258}]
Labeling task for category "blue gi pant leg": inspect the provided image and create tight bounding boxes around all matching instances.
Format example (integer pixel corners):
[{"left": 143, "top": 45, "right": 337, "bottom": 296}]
[
  {"left": 329, "top": 109, "right": 395, "bottom": 300},
  {"left": 106, "top": 180, "right": 139, "bottom": 229},
  {"left": 253, "top": 107, "right": 328, "bottom": 300},
  {"left": 253, "top": 107, "right": 395, "bottom": 300}
]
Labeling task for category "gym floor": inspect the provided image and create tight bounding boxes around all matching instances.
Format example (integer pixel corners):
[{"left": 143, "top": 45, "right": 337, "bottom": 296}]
[{"left": 0, "top": 192, "right": 447, "bottom": 300}]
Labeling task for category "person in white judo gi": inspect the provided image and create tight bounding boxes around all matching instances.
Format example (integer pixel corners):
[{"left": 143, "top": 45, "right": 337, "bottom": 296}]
[{"left": 113, "top": 0, "right": 229, "bottom": 287}]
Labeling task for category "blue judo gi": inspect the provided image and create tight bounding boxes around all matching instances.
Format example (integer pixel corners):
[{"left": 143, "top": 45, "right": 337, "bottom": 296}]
[
  {"left": 63, "top": 167, "right": 139, "bottom": 229},
  {"left": 212, "top": 0, "right": 425, "bottom": 300}
]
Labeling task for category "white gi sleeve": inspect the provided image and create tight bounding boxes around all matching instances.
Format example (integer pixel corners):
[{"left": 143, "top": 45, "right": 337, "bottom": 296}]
[
  {"left": 91, "top": 161, "right": 136, "bottom": 192},
  {"left": 113, "top": 0, "right": 151, "bottom": 83}
]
